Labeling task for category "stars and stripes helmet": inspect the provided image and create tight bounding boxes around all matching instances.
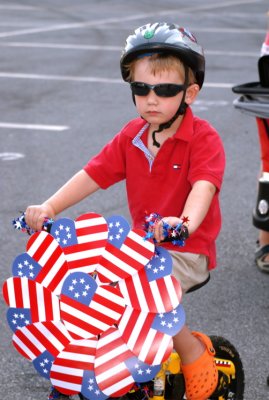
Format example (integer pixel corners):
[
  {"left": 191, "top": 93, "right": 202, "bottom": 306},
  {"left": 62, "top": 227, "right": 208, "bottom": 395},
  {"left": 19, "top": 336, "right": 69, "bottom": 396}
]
[{"left": 120, "top": 22, "right": 205, "bottom": 88}]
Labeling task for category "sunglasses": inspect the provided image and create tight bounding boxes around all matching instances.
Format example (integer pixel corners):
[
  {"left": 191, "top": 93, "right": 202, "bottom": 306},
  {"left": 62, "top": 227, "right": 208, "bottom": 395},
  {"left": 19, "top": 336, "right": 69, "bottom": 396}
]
[{"left": 130, "top": 81, "right": 186, "bottom": 97}]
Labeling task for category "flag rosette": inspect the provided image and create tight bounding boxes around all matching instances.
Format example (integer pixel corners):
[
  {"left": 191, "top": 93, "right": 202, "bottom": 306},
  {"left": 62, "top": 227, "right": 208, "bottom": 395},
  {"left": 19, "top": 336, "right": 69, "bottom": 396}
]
[{"left": 2, "top": 213, "right": 185, "bottom": 399}]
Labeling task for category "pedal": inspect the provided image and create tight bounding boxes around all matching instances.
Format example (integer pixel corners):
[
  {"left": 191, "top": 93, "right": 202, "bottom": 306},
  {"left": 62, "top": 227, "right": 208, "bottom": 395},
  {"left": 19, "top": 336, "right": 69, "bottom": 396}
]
[{"left": 210, "top": 371, "right": 229, "bottom": 398}]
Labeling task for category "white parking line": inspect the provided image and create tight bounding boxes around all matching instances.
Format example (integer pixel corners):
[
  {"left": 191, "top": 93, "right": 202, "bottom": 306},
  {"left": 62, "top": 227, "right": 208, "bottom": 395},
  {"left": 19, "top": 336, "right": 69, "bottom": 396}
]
[
  {"left": 0, "top": 72, "right": 122, "bottom": 83},
  {"left": 0, "top": 41, "right": 260, "bottom": 57},
  {"left": 0, "top": 122, "right": 69, "bottom": 131},
  {"left": 0, "top": 0, "right": 260, "bottom": 39},
  {"left": 0, "top": 5, "right": 38, "bottom": 10},
  {"left": 0, "top": 72, "right": 234, "bottom": 88},
  {"left": 0, "top": 42, "right": 122, "bottom": 51},
  {"left": 0, "top": 152, "right": 25, "bottom": 161}
]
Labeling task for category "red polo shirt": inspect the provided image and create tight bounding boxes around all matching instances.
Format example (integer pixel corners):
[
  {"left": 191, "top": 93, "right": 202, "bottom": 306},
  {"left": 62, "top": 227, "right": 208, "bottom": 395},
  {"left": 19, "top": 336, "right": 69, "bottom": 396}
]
[{"left": 84, "top": 107, "right": 225, "bottom": 270}]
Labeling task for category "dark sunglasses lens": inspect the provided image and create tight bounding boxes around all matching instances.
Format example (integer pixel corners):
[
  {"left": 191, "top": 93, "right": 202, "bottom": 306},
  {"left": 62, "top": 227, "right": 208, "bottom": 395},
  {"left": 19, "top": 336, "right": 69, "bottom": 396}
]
[
  {"left": 155, "top": 84, "right": 183, "bottom": 97},
  {"left": 131, "top": 82, "right": 150, "bottom": 96},
  {"left": 131, "top": 82, "right": 185, "bottom": 97}
]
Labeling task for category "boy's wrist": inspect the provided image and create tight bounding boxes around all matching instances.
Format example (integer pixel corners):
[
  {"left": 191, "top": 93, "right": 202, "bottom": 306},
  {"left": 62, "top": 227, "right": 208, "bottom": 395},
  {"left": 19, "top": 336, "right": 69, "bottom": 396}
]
[{"left": 42, "top": 201, "right": 56, "bottom": 218}]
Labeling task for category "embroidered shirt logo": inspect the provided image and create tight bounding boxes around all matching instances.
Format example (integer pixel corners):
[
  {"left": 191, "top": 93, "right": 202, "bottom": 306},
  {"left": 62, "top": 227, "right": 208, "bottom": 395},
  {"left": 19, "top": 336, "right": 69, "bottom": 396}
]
[{"left": 173, "top": 164, "right": 181, "bottom": 169}]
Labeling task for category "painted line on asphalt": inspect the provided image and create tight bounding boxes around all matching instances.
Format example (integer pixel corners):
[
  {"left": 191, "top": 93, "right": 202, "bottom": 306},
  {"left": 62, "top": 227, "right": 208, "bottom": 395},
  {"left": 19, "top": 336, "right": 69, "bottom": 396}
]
[
  {"left": 0, "top": 41, "right": 260, "bottom": 57},
  {"left": 0, "top": 72, "right": 234, "bottom": 88},
  {"left": 0, "top": 0, "right": 260, "bottom": 39},
  {"left": 0, "top": 122, "right": 69, "bottom": 131},
  {"left": 0, "top": 152, "right": 25, "bottom": 161},
  {"left": 0, "top": 72, "right": 122, "bottom": 83},
  {"left": 0, "top": 5, "right": 38, "bottom": 10}
]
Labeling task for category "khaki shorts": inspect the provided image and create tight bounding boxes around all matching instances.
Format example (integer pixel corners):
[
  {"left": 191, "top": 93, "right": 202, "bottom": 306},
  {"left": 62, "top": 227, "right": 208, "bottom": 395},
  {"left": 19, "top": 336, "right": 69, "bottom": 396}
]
[{"left": 168, "top": 251, "right": 209, "bottom": 295}]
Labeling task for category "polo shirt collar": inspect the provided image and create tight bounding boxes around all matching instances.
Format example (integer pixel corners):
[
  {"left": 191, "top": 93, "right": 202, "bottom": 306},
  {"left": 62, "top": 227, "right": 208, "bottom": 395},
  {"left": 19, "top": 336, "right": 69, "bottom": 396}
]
[
  {"left": 127, "top": 106, "right": 194, "bottom": 142},
  {"left": 173, "top": 106, "right": 194, "bottom": 142}
]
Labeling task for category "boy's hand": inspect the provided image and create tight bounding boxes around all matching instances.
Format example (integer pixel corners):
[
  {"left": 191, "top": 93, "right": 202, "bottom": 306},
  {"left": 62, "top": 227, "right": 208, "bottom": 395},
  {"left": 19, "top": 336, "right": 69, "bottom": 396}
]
[
  {"left": 154, "top": 216, "right": 182, "bottom": 243},
  {"left": 25, "top": 203, "right": 55, "bottom": 232}
]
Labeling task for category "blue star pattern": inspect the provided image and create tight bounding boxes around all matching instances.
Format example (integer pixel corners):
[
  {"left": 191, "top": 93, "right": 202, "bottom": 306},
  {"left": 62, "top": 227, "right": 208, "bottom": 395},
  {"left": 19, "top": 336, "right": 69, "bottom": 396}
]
[
  {"left": 151, "top": 304, "right": 185, "bottom": 336},
  {"left": 82, "top": 369, "right": 108, "bottom": 400},
  {"left": 145, "top": 247, "right": 172, "bottom": 281},
  {"left": 61, "top": 272, "right": 97, "bottom": 306},
  {"left": 12, "top": 253, "right": 42, "bottom": 280},
  {"left": 33, "top": 350, "right": 55, "bottom": 379},
  {"left": 6, "top": 307, "right": 32, "bottom": 332},
  {"left": 50, "top": 218, "right": 78, "bottom": 247},
  {"left": 105, "top": 215, "right": 130, "bottom": 248},
  {"left": 125, "top": 357, "right": 161, "bottom": 382}
]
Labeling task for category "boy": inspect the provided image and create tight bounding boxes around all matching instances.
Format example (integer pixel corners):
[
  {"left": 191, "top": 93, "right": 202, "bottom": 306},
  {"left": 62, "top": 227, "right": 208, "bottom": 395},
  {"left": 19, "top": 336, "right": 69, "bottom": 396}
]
[{"left": 25, "top": 22, "right": 225, "bottom": 400}]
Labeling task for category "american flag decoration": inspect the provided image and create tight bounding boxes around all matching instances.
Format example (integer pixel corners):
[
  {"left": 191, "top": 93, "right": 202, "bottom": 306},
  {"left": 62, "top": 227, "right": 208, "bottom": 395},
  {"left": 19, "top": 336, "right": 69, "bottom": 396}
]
[
  {"left": 118, "top": 306, "right": 174, "bottom": 365},
  {"left": 118, "top": 268, "right": 182, "bottom": 313},
  {"left": 12, "top": 320, "right": 72, "bottom": 378},
  {"left": 3, "top": 212, "right": 185, "bottom": 398},
  {"left": 124, "top": 357, "right": 161, "bottom": 382},
  {"left": 26, "top": 231, "right": 69, "bottom": 295},
  {"left": 94, "top": 326, "right": 135, "bottom": 397},
  {"left": 151, "top": 303, "right": 186, "bottom": 336},
  {"left": 6, "top": 307, "right": 32, "bottom": 332},
  {"left": 106, "top": 215, "right": 131, "bottom": 248},
  {"left": 97, "top": 216, "right": 155, "bottom": 284},
  {"left": 59, "top": 271, "right": 125, "bottom": 339},
  {"left": 12, "top": 253, "right": 43, "bottom": 280},
  {"left": 81, "top": 369, "right": 108, "bottom": 400},
  {"left": 50, "top": 213, "right": 108, "bottom": 275},
  {"left": 3, "top": 276, "right": 61, "bottom": 323},
  {"left": 50, "top": 337, "right": 98, "bottom": 395},
  {"left": 145, "top": 246, "right": 173, "bottom": 281}
]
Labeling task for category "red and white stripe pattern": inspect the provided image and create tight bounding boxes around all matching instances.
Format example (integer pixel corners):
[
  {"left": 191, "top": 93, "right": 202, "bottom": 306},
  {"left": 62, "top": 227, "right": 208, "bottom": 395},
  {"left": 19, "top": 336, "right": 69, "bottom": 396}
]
[
  {"left": 97, "top": 229, "right": 155, "bottom": 283},
  {"left": 118, "top": 306, "right": 173, "bottom": 365},
  {"left": 95, "top": 326, "right": 134, "bottom": 397},
  {"left": 12, "top": 320, "right": 72, "bottom": 360},
  {"left": 2, "top": 277, "right": 60, "bottom": 322},
  {"left": 118, "top": 269, "right": 182, "bottom": 313},
  {"left": 62, "top": 213, "right": 108, "bottom": 274},
  {"left": 26, "top": 231, "right": 69, "bottom": 295},
  {"left": 60, "top": 284, "right": 125, "bottom": 339},
  {"left": 50, "top": 337, "right": 98, "bottom": 395}
]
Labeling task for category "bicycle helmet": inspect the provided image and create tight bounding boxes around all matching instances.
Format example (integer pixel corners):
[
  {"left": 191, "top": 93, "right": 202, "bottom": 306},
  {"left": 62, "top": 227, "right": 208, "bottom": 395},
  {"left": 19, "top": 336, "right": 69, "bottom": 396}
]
[
  {"left": 120, "top": 22, "right": 205, "bottom": 88},
  {"left": 121, "top": 22, "right": 205, "bottom": 147}
]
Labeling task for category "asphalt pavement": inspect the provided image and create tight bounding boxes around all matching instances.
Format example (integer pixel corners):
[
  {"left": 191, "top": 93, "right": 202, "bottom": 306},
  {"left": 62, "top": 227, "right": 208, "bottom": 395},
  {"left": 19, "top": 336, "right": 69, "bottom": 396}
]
[{"left": 0, "top": 1, "right": 269, "bottom": 399}]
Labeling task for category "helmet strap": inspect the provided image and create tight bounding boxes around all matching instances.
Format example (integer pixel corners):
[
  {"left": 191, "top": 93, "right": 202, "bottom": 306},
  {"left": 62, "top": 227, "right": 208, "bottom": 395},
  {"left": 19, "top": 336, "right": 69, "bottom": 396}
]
[{"left": 152, "top": 65, "right": 189, "bottom": 148}]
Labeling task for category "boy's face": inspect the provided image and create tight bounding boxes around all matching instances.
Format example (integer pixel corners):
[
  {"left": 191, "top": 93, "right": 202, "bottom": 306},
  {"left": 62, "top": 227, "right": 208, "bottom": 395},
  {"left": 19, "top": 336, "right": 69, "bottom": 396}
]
[{"left": 132, "top": 57, "right": 186, "bottom": 130}]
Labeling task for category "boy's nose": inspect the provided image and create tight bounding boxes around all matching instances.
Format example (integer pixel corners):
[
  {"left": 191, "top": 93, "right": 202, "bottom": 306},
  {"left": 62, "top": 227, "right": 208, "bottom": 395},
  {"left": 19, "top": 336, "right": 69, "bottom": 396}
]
[{"left": 146, "top": 89, "right": 158, "bottom": 102}]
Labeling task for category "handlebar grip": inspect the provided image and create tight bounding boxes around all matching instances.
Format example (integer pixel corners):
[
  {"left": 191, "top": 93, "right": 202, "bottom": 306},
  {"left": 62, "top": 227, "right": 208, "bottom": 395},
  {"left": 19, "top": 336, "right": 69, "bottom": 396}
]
[
  {"left": 161, "top": 221, "right": 189, "bottom": 244},
  {"left": 144, "top": 213, "right": 189, "bottom": 247},
  {"left": 12, "top": 212, "right": 54, "bottom": 235}
]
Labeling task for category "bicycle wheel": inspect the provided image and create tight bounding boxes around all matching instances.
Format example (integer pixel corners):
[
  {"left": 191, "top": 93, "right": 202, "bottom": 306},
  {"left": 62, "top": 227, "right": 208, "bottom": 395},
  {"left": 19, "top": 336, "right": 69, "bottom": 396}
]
[{"left": 210, "top": 335, "right": 245, "bottom": 400}]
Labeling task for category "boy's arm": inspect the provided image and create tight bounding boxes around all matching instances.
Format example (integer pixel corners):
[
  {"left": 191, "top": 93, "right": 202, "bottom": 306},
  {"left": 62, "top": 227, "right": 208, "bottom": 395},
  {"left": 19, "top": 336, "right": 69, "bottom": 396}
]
[
  {"left": 179, "top": 180, "right": 216, "bottom": 234},
  {"left": 25, "top": 169, "right": 100, "bottom": 231},
  {"left": 154, "top": 180, "right": 216, "bottom": 242}
]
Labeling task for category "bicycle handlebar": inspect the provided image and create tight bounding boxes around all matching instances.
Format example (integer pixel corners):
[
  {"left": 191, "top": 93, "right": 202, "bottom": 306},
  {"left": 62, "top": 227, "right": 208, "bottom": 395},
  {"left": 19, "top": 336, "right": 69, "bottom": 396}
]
[
  {"left": 12, "top": 212, "right": 53, "bottom": 235},
  {"left": 12, "top": 212, "right": 189, "bottom": 246},
  {"left": 144, "top": 212, "right": 189, "bottom": 246}
]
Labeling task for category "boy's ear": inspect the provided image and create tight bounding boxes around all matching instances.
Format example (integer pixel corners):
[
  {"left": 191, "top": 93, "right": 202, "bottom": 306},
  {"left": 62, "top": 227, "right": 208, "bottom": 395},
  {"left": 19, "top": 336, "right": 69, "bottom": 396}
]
[{"left": 185, "top": 84, "right": 200, "bottom": 105}]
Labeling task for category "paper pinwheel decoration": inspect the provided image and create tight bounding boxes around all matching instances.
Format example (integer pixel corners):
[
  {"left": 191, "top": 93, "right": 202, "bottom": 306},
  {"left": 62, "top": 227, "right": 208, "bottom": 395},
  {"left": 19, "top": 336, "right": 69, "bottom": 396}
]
[{"left": 3, "top": 212, "right": 185, "bottom": 399}]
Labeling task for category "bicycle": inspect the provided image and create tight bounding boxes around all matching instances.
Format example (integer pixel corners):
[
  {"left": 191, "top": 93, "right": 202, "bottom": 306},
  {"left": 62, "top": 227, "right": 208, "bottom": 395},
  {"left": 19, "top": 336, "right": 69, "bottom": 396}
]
[
  {"left": 6, "top": 212, "right": 245, "bottom": 400},
  {"left": 120, "top": 334, "right": 244, "bottom": 400}
]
